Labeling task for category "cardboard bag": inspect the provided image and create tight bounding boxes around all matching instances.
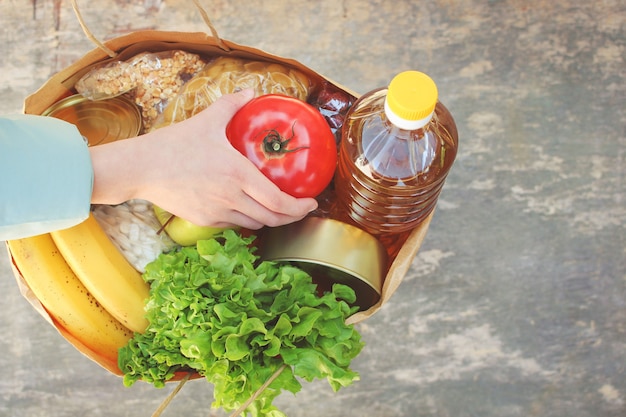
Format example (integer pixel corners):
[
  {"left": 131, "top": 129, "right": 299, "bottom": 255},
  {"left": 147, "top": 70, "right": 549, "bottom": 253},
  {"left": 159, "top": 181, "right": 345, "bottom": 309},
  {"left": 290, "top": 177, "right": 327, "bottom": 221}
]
[{"left": 8, "top": 10, "right": 432, "bottom": 376}]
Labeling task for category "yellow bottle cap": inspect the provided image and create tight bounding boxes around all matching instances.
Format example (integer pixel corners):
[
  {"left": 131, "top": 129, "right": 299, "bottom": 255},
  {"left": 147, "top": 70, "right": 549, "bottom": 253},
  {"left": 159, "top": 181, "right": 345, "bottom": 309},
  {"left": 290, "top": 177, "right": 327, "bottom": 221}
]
[{"left": 386, "top": 71, "right": 438, "bottom": 122}]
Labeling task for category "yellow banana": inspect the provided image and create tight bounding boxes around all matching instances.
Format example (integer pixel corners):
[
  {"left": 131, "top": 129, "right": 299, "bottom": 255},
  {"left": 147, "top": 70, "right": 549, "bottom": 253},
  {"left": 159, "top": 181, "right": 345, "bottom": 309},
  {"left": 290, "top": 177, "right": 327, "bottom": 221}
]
[
  {"left": 50, "top": 213, "right": 150, "bottom": 334},
  {"left": 7, "top": 234, "right": 133, "bottom": 362}
]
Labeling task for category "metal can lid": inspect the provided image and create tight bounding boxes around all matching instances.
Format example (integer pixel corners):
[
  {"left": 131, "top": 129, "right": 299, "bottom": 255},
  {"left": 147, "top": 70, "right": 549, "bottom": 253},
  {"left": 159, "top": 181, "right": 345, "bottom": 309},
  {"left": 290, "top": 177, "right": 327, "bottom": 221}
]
[
  {"left": 42, "top": 94, "right": 142, "bottom": 146},
  {"left": 257, "top": 217, "right": 388, "bottom": 312}
]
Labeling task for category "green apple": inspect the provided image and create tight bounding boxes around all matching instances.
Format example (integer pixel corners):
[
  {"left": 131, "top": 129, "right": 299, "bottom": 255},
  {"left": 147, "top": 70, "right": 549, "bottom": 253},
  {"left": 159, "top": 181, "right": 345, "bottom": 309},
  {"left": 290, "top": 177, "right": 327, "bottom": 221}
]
[{"left": 153, "top": 205, "right": 228, "bottom": 246}]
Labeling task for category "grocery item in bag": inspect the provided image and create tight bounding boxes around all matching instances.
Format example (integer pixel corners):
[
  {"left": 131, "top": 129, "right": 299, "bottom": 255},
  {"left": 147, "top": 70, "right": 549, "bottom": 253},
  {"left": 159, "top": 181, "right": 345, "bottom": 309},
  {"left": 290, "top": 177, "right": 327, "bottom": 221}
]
[
  {"left": 332, "top": 71, "right": 458, "bottom": 262},
  {"left": 152, "top": 56, "right": 312, "bottom": 129},
  {"left": 75, "top": 50, "right": 207, "bottom": 131}
]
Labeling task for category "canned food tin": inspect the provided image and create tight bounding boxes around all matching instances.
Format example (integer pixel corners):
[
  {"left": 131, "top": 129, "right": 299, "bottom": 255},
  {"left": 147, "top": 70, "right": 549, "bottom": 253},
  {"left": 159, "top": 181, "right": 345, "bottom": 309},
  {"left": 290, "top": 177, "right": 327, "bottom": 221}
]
[
  {"left": 42, "top": 94, "right": 142, "bottom": 146},
  {"left": 257, "top": 217, "right": 387, "bottom": 311}
]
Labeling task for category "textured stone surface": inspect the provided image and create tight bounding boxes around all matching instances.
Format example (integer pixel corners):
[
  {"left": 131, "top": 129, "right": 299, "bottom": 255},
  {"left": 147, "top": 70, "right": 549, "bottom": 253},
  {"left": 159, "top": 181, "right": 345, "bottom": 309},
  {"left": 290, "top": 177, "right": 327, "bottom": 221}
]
[{"left": 1, "top": 0, "right": 624, "bottom": 416}]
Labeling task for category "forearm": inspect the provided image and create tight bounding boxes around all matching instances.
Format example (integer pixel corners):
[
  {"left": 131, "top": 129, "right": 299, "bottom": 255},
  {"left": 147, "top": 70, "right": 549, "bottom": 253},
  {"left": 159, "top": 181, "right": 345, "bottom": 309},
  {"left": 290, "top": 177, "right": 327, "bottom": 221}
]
[
  {"left": 89, "top": 135, "right": 148, "bottom": 205},
  {"left": 89, "top": 124, "right": 185, "bottom": 206},
  {"left": 0, "top": 115, "right": 93, "bottom": 240}
]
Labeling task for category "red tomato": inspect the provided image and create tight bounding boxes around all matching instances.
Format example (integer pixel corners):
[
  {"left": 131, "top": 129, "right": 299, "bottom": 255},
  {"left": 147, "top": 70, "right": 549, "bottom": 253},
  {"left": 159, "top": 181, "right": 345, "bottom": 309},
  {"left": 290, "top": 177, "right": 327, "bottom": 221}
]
[{"left": 226, "top": 94, "right": 338, "bottom": 198}]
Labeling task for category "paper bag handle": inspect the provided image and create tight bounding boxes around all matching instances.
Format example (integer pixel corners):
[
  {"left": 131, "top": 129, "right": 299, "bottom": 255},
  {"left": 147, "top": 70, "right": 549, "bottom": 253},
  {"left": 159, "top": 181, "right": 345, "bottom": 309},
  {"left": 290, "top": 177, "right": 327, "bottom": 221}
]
[{"left": 70, "top": 0, "right": 229, "bottom": 58}]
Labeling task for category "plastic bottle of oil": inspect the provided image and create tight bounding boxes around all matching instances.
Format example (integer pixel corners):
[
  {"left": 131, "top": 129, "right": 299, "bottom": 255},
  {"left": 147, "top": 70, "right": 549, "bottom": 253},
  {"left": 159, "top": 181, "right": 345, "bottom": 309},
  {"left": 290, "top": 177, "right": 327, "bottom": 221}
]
[{"left": 332, "top": 71, "right": 458, "bottom": 261}]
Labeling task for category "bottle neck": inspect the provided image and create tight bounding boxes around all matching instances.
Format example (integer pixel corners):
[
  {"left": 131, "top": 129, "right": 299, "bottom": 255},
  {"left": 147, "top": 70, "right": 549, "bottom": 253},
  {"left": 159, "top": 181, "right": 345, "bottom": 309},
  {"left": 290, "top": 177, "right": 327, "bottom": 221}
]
[{"left": 384, "top": 98, "right": 434, "bottom": 131}]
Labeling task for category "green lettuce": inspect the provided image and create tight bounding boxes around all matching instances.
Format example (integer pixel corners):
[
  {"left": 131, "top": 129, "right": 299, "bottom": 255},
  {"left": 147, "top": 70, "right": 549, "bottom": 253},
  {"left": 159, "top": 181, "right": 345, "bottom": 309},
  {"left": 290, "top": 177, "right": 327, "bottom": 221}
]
[{"left": 118, "top": 229, "right": 363, "bottom": 417}]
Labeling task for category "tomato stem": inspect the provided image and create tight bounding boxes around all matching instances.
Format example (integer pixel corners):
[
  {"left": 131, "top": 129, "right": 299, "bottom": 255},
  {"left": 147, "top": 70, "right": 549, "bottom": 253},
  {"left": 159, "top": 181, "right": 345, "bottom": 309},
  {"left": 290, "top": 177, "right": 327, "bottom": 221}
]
[{"left": 260, "top": 121, "right": 309, "bottom": 156}]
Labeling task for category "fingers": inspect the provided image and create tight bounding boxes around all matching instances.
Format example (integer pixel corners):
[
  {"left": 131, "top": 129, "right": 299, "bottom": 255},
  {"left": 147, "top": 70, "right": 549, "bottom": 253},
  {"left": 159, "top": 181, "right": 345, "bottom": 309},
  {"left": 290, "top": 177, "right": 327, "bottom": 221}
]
[
  {"left": 199, "top": 89, "right": 255, "bottom": 123},
  {"left": 212, "top": 173, "right": 318, "bottom": 230},
  {"left": 162, "top": 151, "right": 318, "bottom": 230},
  {"left": 212, "top": 184, "right": 317, "bottom": 230},
  {"left": 241, "top": 188, "right": 317, "bottom": 227},
  {"left": 231, "top": 156, "right": 318, "bottom": 223},
  {"left": 186, "top": 189, "right": 315, "bottom": 232},
  {"left": 233, "top": 196, "right": 316, "bottom": 230}
]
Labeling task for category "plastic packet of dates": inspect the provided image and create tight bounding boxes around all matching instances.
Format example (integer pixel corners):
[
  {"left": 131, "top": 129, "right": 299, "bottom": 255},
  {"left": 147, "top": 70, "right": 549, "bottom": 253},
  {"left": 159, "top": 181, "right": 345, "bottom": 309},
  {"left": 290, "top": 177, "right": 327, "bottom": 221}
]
[{"left": 309, "top": 81, "right": 356, "bottom": 143}]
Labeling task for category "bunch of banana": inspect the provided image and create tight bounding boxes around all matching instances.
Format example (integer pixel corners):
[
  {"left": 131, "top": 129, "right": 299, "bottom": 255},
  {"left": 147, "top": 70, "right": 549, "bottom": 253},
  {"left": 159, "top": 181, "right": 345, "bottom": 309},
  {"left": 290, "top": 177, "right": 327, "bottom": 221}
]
[
  {"left": 50, "top": 214, "right": 150, "bottom": 334},
  {"left": 7, "top": 233, "right": 133, "bottom": 363},
  {"left": 7, "top": 212, "right": 151, "bottom": 371}
]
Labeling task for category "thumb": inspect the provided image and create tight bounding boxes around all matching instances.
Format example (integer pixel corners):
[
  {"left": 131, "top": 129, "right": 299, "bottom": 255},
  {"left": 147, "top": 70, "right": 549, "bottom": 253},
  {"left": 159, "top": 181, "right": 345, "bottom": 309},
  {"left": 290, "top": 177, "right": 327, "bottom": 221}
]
[{"left": 212, "top": 88, "right": 255, "bottom": 119}]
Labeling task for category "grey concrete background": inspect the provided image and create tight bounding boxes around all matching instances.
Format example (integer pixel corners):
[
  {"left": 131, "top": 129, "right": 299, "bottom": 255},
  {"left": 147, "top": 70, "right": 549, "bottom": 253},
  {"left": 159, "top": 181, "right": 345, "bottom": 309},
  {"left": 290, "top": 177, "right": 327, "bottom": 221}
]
[{"left": 1, "top": 0, "right": 625, "bottom": 416}]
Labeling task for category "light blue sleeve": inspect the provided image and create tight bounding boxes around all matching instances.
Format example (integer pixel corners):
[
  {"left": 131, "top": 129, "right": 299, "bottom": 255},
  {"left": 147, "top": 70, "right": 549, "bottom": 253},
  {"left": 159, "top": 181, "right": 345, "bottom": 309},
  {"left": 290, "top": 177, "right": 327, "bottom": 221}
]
[{"left": 0, "top": 114, "right": 94, "bottom": 240}]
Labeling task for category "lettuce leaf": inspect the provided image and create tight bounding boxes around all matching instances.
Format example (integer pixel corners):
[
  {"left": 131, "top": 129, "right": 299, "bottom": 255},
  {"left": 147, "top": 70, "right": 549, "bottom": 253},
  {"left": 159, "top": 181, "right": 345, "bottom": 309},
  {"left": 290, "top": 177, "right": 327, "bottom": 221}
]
[{"left": 118, "top": 229, "right": 363, "bottom": 416}]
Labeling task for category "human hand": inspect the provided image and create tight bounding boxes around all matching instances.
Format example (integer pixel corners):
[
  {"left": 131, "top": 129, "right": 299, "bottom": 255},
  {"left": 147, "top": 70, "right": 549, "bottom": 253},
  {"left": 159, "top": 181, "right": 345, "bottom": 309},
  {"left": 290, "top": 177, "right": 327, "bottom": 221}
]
[{"left": 90, "top": 89, "right": 318, "bottom": 230}]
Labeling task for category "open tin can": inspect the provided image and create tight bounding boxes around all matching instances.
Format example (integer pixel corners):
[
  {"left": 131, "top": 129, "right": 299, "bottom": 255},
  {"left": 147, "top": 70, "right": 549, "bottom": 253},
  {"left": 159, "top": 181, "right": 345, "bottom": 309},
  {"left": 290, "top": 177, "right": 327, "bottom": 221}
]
[{"left": 42, "top": 94, "right": 142, "bottom": 146}]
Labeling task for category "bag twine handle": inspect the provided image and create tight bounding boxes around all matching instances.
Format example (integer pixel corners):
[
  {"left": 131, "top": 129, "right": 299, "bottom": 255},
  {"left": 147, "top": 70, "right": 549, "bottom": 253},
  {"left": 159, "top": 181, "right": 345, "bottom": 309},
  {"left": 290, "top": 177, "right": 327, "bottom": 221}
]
[
  {"left": 190, "top": 0, "right": 230, "bottom": 51},
  {"left": 70, "top": 0, "right": 230, "bottom": 58},
  {"left": 70, "top": 0, "right": 117, "bottom": 57}
]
